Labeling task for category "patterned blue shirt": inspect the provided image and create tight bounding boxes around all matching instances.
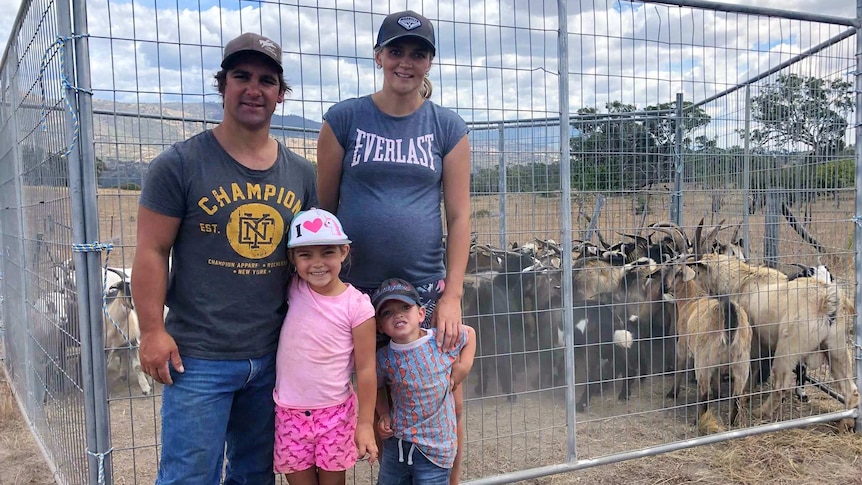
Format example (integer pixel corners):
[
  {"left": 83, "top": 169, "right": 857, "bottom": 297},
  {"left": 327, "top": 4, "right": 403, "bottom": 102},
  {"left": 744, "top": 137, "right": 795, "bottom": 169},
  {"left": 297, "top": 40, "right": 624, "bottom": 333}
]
[{"left": 376, "top": 328, "right": 467, "bottom": 468}]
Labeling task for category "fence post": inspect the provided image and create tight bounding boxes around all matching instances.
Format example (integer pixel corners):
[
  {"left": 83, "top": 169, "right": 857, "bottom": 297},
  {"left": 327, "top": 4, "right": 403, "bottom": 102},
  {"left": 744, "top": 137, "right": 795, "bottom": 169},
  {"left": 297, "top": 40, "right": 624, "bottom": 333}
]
[
  {"left": 853, "top": 0, "right": 862, "bottom": 433},
  {"left": 742, "top": 85, "right": 752, "bottom": 258},
  {"left": 497, "top": 122, "right": 507, "bottom": 249},
  {"left": 62, "top": 0, "right": 113, "bottom": 481},
  {"left": 56, "top": 2, "right": 103, "bottom": 483},
  {"left": 671, "top": 93, "right": 684, "bottom": 225},
  {"left": 763, "top": 189, "right": 781, "bottom": 268},
  {"left": 556, "top": 0, "right": 578, "bottom": 463}
]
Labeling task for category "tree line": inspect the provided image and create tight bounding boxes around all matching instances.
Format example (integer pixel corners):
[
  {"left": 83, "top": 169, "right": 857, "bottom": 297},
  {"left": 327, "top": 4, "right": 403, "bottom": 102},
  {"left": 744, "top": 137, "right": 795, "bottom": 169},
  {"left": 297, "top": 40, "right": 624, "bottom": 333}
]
[{"left": 471, "top": 74, "right": 854, "bottom": 195}]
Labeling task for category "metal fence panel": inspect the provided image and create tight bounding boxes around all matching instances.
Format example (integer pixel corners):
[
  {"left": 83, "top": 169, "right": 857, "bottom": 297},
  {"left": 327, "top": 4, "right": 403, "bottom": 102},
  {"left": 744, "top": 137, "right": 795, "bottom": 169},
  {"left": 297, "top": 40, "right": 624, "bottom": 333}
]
[
  {"left": 0, "top": 0, "right": 93, "bottom": 483},
  {"left": 0, "top": 0, "right": 859, "bottom": 484}
]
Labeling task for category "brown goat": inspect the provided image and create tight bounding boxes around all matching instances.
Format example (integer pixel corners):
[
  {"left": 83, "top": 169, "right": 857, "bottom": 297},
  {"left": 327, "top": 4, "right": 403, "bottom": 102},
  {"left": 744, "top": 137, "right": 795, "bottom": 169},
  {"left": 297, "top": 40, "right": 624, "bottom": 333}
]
[
  {"left": 692, "top": 252, "right": 858, "bottom": 420},
  {"left": 664, "top": 261, "right": 751, "bottom": 433}
]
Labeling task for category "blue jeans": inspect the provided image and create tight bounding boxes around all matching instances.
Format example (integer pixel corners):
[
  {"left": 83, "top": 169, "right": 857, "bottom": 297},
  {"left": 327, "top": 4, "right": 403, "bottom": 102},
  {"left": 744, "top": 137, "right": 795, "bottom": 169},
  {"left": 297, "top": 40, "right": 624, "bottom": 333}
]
[
  {"left": 156, "top": 353, "right": 277, "bottom": 485},
  {"left": 377, "top": 438, "right": 450, "bottom": 485}
]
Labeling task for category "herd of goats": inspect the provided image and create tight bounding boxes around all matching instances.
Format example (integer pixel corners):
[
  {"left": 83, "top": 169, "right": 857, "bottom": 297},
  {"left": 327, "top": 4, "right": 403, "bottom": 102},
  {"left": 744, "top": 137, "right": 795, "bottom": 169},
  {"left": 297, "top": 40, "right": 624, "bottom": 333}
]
[
  {"left": 462, "top": 219, "right": 859, "bottom": 434},
  {"left": 28, "top": 219, "right": 859, "bottom": 435}
]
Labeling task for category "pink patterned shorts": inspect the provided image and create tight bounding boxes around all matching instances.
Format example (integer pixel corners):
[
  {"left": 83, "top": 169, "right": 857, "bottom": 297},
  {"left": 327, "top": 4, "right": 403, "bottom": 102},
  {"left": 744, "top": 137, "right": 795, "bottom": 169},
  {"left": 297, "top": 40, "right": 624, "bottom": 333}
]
[{"left": 274, "top": 393, "right": 358, "bottom": 474}]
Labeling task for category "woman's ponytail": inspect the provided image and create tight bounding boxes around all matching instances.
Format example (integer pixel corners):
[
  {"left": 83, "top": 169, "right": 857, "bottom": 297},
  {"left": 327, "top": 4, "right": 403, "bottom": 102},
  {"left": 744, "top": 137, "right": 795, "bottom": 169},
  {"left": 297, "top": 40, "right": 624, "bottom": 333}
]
[{"left": 420, "top": 76, "right": 433, "bottom": 99}]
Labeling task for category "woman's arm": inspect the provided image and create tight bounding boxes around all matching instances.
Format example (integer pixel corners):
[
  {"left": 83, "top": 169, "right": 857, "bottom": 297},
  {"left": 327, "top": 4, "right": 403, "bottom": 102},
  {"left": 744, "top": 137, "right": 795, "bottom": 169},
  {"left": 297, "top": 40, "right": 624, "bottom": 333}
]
[
  {"left": 433, "top": 135, "right": 472, "bottom": 351},
  {"left": 316, "top": 122, "right": 345, "bottom": 213},
  {"left": 352, "top": 317, "right": 379, "bottom": 462}
]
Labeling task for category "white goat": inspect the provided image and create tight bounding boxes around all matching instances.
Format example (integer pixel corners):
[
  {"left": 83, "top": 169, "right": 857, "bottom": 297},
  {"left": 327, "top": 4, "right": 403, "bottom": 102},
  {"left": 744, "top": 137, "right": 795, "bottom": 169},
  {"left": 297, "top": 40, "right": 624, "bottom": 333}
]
[
  {"left": 52, "top": 257, "right": 132, "bottom": 295},
  {"left": 103, "top": 279, "right": 151, "bottom": 395}
]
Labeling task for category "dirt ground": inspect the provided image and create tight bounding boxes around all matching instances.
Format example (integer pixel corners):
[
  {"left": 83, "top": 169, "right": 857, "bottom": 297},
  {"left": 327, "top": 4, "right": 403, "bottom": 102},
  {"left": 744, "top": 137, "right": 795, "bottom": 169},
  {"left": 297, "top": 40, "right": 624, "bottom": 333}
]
[
  {"left": 3, "top": 353, "right": 862, "bottom": 485},
  {"left": 3, "top": 189, "right": 861, "bottom": 484},
  {"left": 1, "top": 369, "right": 59, "bottom": 485}
]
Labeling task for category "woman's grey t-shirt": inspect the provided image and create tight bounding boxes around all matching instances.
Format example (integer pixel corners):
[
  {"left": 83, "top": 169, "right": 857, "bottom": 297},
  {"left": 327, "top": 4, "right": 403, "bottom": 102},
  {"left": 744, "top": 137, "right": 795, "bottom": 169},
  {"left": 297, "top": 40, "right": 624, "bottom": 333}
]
[
  {"left": 324, "top": 96, "right": 469, "bottom": 288},
  {"left": 139, "top": 130, "right": 318, "bottom": 359}
]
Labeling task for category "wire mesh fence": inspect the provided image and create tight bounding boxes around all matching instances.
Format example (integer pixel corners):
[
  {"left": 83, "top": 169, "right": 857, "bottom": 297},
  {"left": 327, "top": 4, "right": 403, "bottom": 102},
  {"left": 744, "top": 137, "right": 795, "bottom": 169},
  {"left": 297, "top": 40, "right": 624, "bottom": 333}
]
[{"left": 0, "top": 0, "right": 859, "bottom": 484}]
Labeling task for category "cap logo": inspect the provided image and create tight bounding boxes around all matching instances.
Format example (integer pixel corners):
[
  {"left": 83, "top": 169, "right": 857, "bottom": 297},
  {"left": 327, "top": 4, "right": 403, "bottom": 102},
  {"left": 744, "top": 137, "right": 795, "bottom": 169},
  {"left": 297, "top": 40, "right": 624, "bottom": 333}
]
[
  {"left": 288, "top": 208, "right": 349, "bottom": 247},
  {"left": 258, "top": 38, "right": 278, "bottom": 54},
  {"left": 381, "top": 282, "right": 411, "bottom": 293},
  {"left": 397, "top": 16, "right": 422, "bottom": 30},
  {"left": 302, "top": 218, "right": 323, "bottom": 233}
]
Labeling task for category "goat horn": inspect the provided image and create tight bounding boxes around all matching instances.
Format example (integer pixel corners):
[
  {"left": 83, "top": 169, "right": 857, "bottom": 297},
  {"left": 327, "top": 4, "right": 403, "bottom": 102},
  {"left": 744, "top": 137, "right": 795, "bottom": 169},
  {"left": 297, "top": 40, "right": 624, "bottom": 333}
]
[
  {"left": 730, "top": 223, "right": 741, "bottom": 243},
  {"left": 650, "top": 225, "right": 689, "bottom": 254},
  {"left": 617, "top": 232, "right": 649, "bottom": 245},
  {"left": 694, "top": 217, "right": 705, "bottom": 258},
  {"left": 595, "top": 228, "right": 612, "bottom": 250},
  {"left": 471, "top": 244, "right": 494, "bottom": 255},
  {"left": 105, "top": 267, "right": 129, "bottom": 281},
  {"left": 649, "top": 221, "right": 691, "bottom": 249},
  {"left": 701, "top": 219, "right": 724, "bottom": 254}
]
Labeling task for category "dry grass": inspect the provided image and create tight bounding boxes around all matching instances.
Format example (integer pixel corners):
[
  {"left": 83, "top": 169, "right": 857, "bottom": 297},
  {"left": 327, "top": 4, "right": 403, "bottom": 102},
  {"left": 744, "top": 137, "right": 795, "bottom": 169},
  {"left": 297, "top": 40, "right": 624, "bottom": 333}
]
[
  {"left": 560, "top": 426, "right": 862, "bottom": 485},
  {"left": 5, "top": 186, "right": 860, "bottom": 483},
  {"left": 0, "top": 365, "right": 56, "bottom": 485}
]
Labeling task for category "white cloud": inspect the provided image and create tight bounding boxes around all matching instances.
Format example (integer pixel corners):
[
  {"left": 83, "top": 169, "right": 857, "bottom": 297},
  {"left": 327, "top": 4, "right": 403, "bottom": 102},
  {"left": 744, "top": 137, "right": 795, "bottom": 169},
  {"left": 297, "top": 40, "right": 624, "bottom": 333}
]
[
  {"left": 0, "top": 0, "right": 855, "bottom": 138},
  {"left": 0, "top": 0, "right": 22, "bottom": 61}
]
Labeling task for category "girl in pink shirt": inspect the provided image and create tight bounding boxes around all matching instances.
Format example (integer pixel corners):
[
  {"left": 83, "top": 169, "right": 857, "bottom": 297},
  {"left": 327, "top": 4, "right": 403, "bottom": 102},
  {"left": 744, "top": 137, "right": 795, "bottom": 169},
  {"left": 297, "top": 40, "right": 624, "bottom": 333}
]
[{"left": 273, "top": 207, "right": 377, "bottom": 484}]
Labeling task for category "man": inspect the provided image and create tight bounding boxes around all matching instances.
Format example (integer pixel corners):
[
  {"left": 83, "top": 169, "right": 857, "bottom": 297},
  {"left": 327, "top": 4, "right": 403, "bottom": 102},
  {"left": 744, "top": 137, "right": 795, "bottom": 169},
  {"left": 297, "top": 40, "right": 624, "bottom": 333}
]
[{"left": 132, "top": 32, "right": 317, "bottom": 484}]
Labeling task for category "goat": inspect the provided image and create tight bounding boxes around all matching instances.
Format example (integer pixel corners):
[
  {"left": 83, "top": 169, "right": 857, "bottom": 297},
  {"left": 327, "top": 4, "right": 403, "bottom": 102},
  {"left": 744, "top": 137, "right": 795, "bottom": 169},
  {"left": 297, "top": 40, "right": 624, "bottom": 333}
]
[
  {"left": 571, "top": 301, "right": 640, "bottom": 411},
  {"left": 519, "top": 264, "right": 643, "bottom": 409},
  {"left": 571, "top": 255, "right": 626, "bottom": 302},
  {"left": 692, "top": 225, "right": 859, "bottom": 420},
  {"left": 52, "top": 257, "right": 131, "bottom": 292},
  {"left": 464, "top": 247, "right": 541, "bottom": 400},
  {"left": 662, "top": 260, "right": 751, "bottom": 433},
  {"left": 103, "top": 278, "right": 151, "bottom": 395},
  {"left": 467, "top": 244, "right": 540, "bottom": 274},
  {"left": 785, "top": 263, "right": 835, "bottom": 402},
  {"left": 31, "top": 290, "right": 79, "bottom": 402}
]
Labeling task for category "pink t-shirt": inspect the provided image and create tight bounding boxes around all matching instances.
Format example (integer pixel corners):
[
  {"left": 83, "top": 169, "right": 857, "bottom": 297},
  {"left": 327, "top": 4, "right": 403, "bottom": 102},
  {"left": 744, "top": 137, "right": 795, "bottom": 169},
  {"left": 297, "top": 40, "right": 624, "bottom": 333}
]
[{"left": 273, "top": 276, "right": 375, "bottom": 409}]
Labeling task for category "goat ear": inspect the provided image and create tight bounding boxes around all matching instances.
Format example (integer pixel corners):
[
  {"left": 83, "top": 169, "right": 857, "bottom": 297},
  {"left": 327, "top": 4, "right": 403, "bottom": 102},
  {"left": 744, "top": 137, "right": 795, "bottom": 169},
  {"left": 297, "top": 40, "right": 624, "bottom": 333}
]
[{"left": 681, "top": 265, "right": 697, "bottom": 282}]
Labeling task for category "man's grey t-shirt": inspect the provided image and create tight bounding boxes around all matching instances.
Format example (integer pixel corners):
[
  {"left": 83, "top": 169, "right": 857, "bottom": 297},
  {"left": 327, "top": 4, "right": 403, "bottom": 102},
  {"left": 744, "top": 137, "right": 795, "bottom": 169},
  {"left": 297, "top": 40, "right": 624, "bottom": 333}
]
[
  {"left": 324, "top": 96, "right": 469, "bottom": 288},
  {"left": 139, "top": 130, "right": 318, "bottom": 359}
]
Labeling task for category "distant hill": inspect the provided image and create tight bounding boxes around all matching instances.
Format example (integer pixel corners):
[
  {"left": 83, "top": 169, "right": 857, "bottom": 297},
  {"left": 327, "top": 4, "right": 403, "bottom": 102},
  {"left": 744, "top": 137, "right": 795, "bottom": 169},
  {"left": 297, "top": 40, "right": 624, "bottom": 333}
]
[
  {"left": 90, "top": 99, "right": 566, "bottom": 187},
  {"left": 91, "top": 99, "right": 321, "bottom": 165}
]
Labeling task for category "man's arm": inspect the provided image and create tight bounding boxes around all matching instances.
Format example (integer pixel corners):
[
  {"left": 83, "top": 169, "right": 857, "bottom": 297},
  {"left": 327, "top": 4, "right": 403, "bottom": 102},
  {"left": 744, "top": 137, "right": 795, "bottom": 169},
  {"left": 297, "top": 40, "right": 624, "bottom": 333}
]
[{"left": 132, "top": 205, "right": 182, "bottom": 385}]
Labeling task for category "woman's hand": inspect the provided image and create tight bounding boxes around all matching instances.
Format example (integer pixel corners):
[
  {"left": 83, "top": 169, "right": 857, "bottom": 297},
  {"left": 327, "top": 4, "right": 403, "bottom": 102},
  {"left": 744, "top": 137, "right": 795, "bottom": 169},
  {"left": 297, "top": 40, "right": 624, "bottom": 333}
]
[{"left": 432, "top": 294, "right": 463, "bottom": 351}]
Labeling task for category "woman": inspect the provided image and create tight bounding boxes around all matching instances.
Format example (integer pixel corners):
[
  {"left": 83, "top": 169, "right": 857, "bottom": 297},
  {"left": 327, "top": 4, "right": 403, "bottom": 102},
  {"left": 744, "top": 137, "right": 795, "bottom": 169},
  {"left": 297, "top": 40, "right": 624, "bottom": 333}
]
[{"left": 316, "top": 10, "right": 471, "bottom": 483}]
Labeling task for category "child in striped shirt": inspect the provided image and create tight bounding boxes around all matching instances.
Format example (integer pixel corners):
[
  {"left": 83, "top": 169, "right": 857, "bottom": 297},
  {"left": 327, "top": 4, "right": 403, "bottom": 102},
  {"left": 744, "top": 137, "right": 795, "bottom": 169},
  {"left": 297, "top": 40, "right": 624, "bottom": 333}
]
[{"left": 372, "top": 278, "right": 476, "bottom": 484}]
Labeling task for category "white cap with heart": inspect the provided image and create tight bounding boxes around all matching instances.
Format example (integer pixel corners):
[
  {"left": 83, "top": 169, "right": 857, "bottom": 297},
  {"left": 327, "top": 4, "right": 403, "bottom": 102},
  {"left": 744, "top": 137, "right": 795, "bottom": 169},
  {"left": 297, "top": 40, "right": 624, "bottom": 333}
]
[{"left": 287, "top": 207, "right": 352, "bottom": 248}]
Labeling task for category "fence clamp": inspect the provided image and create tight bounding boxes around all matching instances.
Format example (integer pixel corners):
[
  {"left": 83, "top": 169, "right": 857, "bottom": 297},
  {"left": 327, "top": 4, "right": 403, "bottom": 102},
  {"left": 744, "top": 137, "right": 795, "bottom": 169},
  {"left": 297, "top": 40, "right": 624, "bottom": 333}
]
[
  {"left": 70, "top": 242, "right": 133, "bottom": 345},
  {"left": 86, "top": 447, "right": 113, "bottom": 484}
]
